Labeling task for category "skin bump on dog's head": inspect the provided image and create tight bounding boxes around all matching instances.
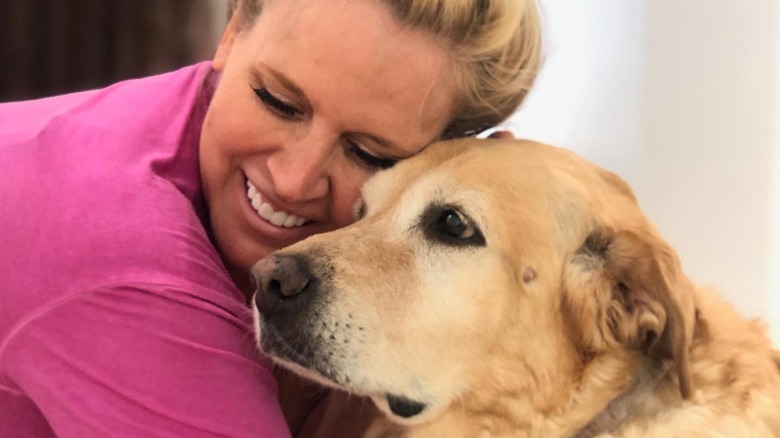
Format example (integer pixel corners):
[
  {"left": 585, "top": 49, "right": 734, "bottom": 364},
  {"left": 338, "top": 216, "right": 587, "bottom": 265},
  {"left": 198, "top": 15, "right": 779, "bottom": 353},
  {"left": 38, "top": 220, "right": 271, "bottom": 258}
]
[{"left": 252, "top": 138, "right": 698, "bottom": 426}]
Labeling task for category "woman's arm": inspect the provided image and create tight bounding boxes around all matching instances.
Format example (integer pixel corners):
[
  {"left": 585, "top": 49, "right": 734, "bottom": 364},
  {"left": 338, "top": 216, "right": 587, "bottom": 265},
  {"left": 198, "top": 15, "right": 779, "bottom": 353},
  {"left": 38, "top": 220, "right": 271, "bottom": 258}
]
[{"left": 2, "top": 283, "right": 290, "bottom": 437}]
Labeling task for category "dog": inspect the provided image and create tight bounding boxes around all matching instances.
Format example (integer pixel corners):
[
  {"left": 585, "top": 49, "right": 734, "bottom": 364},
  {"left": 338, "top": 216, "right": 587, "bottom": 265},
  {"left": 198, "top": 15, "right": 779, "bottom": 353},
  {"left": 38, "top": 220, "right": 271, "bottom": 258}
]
[{"left": 251, "top": 138, "right": 780, "bottom": 437}]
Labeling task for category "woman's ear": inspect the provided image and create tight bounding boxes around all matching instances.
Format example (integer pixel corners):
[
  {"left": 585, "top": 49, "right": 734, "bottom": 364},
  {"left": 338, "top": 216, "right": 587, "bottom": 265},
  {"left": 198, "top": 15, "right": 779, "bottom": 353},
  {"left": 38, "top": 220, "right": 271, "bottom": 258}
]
[{"left": 213, "top": 13, "right": 241, "bottom": 72}]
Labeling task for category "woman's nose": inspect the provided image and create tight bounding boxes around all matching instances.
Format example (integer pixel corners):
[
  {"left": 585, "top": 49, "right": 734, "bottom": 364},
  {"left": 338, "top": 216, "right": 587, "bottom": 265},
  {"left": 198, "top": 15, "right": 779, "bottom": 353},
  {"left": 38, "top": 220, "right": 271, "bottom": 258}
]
[{"left": 266, "top": 136, "right": 334, "bottom": 203}]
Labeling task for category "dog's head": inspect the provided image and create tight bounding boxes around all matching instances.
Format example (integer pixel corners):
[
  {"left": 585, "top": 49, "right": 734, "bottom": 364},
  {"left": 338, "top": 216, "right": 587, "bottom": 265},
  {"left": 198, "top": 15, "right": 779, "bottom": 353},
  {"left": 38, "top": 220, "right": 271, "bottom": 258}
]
[{"left": 251, "top": 139, "right": 697, "bottom": 426}]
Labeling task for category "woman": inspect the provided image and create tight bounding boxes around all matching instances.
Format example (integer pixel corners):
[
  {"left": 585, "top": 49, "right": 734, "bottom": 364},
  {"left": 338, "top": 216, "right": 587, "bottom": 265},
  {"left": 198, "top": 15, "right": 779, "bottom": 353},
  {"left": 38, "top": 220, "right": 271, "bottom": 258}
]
[{"left": 0, "top": 0, "right": 541, "bottom": 436}]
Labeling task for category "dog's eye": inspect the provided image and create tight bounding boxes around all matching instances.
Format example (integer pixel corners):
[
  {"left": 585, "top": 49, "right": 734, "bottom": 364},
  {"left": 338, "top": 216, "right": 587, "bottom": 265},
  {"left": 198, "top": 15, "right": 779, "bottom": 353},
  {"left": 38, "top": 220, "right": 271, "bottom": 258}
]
[
  {"left": 422, "top": 205, "right": 485, "bottom": 247},
  {"left": 439, "top": 210, "right": 472, "bottom": 238}
]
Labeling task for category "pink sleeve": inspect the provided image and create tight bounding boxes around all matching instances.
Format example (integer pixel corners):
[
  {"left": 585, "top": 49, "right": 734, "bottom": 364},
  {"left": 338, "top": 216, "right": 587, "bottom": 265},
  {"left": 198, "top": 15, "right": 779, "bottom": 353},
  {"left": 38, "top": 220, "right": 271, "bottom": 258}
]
[{"left": 2, "top": 283, "right": 291, "bottom": 438}]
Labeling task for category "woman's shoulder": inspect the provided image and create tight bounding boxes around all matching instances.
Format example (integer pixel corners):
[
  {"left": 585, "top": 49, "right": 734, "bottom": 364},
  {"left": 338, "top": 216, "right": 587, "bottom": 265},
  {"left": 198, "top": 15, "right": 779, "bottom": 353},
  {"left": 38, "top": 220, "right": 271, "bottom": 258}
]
[
  {"left": 6, "top": 169, "right": 235, "bottom": 293},
  {"left": 0, "top": 161, "right": 242, "bottom": 338},
  {"left": 0, "top": 62, "right": 214, "bottom": 146},
  {"left": 1, "top": 62, "right": 215, "bottom": 197}
]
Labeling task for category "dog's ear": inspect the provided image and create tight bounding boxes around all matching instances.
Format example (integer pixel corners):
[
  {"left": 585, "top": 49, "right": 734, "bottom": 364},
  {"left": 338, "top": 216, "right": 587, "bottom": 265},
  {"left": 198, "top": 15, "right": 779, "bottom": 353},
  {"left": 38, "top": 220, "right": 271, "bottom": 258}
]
[{"left": 563, "top": 227, "right": 696, "bottom": 399}]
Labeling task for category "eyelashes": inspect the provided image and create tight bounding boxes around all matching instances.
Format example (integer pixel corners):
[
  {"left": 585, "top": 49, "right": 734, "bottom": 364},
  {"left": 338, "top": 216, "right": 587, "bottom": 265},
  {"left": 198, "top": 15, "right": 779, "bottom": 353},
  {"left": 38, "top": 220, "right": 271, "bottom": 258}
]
[
  {"left": 253, "top": 86, "right": 302, "bottom": 118},
  {"left": 346, "top": 142, "right": 398, "bottom": 170},
  {"left": 252, "top": 85, "right": 398, "bottom": 170}
]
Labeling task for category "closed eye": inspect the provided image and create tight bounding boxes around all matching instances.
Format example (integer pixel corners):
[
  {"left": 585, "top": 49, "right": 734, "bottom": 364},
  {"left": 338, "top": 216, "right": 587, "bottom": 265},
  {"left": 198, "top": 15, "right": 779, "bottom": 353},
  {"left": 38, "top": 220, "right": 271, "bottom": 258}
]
[
  {"left": 253, "top": 86, "right": 302, "bottom": 119},
  {"left": 254, "top": 85, "right": 397, "bottom": 170},
  {"left": 346, "top": 140, "right": 398, "bottom": 170}
]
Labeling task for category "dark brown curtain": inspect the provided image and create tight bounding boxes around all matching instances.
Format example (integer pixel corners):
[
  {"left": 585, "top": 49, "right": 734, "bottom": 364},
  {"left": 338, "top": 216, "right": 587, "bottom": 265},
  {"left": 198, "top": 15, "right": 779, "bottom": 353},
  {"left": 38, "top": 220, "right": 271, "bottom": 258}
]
[{"left": 0, "top": 0, "right": 225, "bottom": 102}]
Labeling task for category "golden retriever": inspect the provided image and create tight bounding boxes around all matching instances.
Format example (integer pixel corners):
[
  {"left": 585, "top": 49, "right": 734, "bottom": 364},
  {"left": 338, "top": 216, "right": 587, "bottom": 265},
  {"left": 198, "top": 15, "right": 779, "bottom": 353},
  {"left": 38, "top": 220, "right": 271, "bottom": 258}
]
[{"left": 251, "top": 138, "right": 780, "bottom": 437}]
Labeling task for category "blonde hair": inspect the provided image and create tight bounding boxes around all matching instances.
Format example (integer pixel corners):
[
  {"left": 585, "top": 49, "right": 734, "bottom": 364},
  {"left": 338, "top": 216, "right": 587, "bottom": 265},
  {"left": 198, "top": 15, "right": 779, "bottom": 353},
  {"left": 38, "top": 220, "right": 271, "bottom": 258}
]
[{"left": 228, "top": 0, "right": 542, "bottom": 138}]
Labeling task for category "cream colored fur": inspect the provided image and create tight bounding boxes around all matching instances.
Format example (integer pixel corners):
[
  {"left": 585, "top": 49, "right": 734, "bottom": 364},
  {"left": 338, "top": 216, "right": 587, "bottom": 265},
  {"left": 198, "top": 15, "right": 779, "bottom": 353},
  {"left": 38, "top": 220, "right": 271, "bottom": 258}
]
[{"left": 256, "top": 139, "right": 780, "bottom": 437}]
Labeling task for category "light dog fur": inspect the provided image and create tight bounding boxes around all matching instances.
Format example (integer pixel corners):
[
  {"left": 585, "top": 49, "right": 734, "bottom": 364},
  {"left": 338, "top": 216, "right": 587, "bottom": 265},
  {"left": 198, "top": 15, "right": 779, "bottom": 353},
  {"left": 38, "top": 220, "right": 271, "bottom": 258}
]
[{"left": 252, "top": 138, "right": 780, "bottom": 437}]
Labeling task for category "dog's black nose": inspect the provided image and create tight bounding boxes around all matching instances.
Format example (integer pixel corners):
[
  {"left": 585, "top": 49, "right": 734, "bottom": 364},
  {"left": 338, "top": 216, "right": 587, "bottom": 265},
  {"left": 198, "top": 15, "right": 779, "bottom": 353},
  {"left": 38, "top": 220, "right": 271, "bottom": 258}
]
[{"left": 252, "top": 254, "right": 315, "bottom": 313}]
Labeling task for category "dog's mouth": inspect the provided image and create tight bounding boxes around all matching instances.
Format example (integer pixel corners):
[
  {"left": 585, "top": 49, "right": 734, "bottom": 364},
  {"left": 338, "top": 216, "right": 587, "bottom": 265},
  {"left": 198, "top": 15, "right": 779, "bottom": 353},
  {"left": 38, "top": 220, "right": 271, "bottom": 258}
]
[
  {"left": 260, "top": 319, "right": 431, "bottom": 420},
  {"left": 385, "top": 394, "right": 427, "bottom": 418}
]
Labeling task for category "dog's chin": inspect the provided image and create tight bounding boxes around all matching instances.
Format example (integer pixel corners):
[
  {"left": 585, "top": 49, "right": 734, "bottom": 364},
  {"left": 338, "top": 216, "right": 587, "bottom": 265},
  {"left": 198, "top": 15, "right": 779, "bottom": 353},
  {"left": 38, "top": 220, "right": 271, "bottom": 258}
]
[
  {"left": 281, "top": 365, "right": 441, "bottom": 427},
  {"left": 259, "top": 320, "right": 441, "bottom": 425},
  {"left": 275, "top": 357, "right": 440, "bottom": 426},
  {"left": 269, "top": 356, "right": 347, "bottom": 391}
]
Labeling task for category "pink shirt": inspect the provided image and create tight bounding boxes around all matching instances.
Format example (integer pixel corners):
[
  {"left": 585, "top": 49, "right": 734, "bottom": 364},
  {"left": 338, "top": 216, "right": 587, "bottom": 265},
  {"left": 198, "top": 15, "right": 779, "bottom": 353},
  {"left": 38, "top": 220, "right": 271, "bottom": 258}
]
[{"left": 0, "top": 63, "right": 290, "bottom": 437}]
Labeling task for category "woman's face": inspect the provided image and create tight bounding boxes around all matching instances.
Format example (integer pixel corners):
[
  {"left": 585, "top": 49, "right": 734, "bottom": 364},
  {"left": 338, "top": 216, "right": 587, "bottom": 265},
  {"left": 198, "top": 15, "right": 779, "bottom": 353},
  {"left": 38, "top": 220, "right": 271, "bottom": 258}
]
[{"left": 200, "top": 0, "right": 457, "bottom": 286}]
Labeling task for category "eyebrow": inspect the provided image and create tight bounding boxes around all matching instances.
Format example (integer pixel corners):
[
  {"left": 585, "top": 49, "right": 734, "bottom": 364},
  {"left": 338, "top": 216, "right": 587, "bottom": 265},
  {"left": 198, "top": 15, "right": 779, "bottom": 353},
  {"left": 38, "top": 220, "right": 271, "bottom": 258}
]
[{"left": 261, "top": 64, "right": 418, "bottom": 158}]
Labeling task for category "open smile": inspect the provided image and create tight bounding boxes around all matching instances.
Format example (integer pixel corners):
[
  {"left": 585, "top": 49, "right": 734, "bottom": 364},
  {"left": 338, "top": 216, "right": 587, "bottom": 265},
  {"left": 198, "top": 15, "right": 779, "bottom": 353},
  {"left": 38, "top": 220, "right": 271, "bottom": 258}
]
[{"left": 245, "top": 179, "right": 310, "bottom": 228}]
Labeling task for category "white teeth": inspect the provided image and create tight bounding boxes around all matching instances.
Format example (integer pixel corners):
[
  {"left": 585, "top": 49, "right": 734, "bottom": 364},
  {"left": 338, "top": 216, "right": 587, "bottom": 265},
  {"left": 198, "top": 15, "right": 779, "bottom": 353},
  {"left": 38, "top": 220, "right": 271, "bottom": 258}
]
[
  {"left": 245, "top": 180, "right": 308, "bottom": 228},
  {"left": 283, "top": 215, "right": 298, "bottom": 228},
  {"left": 258, "top": 203, "right": 274, "bottom": 219},
  {"left": 270, "top": 211, "right": 288, "bottom": 227}
]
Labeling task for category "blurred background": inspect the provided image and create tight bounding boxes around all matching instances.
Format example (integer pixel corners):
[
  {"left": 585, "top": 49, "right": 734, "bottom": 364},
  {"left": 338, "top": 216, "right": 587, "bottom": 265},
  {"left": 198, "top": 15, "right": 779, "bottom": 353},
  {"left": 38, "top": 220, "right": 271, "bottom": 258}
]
[
  {"left": 2, "top": 1, "right": 777, "bottom": 343},
  {"left": 0, "top": 0, "right": 227, "bottom": 101}
]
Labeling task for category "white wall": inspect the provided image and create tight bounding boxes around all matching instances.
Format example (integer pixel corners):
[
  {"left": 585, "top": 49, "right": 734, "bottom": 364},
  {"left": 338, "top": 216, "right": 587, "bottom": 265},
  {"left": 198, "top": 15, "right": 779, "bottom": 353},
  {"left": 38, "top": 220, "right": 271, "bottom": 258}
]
[
  {"left": 772, "top": 2, "right": 780, "bottom": 346},
  {"left": 506, "top": 1, "right": 779, "bottom": 343}
]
